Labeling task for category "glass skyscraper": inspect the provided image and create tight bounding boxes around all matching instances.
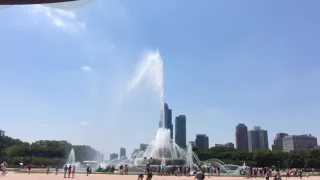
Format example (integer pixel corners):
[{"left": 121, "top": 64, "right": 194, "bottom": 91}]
[{"left": 175, "top": 115, "right": 186, "bottom": 148}]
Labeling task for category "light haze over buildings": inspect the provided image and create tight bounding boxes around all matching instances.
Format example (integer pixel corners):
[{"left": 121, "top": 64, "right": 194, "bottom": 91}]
[{"left": 248, "top": 126, "right": 269, "bottom": 152}]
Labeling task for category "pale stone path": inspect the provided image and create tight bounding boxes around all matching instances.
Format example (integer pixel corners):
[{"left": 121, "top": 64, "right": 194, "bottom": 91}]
[{"left": 1, "top": 173, "right": 319, "bottom": 180}]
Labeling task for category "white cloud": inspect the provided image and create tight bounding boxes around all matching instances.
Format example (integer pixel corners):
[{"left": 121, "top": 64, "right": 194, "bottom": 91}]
[
  {"left": 29, "top": 5, "right": 86, "bottom": 32},
  {"left": 81, "top": 65, "right": 93, "bottom": 72},
  {"left": 80, "top": 121, "right": 88, "bottom": 126}
]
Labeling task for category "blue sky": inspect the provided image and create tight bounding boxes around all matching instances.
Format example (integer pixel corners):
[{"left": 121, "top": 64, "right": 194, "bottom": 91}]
[{"left": 0, "top": 0, "right": 320, "bottom": 159}]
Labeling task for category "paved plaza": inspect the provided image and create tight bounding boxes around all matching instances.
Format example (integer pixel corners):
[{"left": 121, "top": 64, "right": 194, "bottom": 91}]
[{"left": 1, "top": 173, "right": 319, "bottom": 180}]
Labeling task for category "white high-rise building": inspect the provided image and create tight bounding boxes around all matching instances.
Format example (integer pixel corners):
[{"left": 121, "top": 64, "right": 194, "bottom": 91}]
[{"left": 283, "top": 134, "right": 318, "bottom": 152}]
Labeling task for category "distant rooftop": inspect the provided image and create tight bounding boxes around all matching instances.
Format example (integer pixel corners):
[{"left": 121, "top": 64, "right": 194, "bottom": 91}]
[
  {"left": 196, "top": 134, "right": 207, "bottom": 137},
  {"left": 236, "top": 123, "right": 247, "bottom": 127},
  {"left": 283, "top": 134, "right": 317, "bottom": 139}
]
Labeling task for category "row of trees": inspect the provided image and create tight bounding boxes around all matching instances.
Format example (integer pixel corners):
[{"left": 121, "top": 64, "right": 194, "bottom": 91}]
[
  {"left": 0, "top": 131, "right": 104, "bottom": 166},
  {"left": 192, "top": 146, "right": 320, "bottom": 169}
]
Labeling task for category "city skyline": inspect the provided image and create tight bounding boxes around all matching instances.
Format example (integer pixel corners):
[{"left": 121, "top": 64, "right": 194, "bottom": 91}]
[
  {"left": 111, "top": 119, "right": 318, "bottom": 159},
  {"left": 1, "top": 0, "right": 320, "bottom": 158}
]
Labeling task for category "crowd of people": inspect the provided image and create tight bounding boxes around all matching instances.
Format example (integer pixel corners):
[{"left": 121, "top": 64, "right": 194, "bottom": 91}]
[
  {"left": 0, "top": 160, "right": 315, "bottom": 180},
  {"left": 240, "top": 167, "right": 307, "bottom": 180}
]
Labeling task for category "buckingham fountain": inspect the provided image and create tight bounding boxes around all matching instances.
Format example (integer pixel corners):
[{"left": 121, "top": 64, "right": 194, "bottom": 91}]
[
  {"left": 133, "top": 126, "right": 200, "bottom": 168},
  {"left": 98, "top": 51, "right": 201, "bottom": 171},
  {"left": 102, "top": 128, "right": 201, "bottom": 171},
  {"left": 95, "top": 51, "right": 245, "bottom": 174}
]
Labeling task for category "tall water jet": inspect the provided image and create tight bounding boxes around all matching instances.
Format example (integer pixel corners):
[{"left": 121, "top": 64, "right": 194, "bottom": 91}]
[
  {"left": 127, "top": 50, "right": 165, "bottom": 128},
  {"left": 66, "top": 148, "right": 76, "bottom": 165},
  {"left": 126, "top": 50, "right": 201, "bottom": 169}
]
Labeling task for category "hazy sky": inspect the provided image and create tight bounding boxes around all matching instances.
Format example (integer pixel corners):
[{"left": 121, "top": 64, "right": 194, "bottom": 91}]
[{"left": 1, "top": 0, "right": 320, "bottom": 159}]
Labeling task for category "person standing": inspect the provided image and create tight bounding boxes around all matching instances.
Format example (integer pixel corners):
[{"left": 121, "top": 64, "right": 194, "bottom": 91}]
[
  {"left": 86, "top": 166, "right": 90, "bottom": 176},
  {"left": 298, "top": 169, "right": 302, "bottom": 179},
  {"left": 72, "top": 165, "right": 76, "bottom": 178},
  {"left": 27, "top": 164, "right": 32, "bottom": 174},
  {"left": 55, "top": 165, "right": 59, "bottom": 175},
  {"left": 68, "top": 165, "right": 72, "bottom": 178},
  {"left": 207, "top": 167, "right": 211, "bottom": 178},
  {"left": 124, "top": 165, "right": 128, "bottom": 175},
  {"left": 63, "top": 165, "right": 68, "bottom": 178},
  {"left": 120, "top": 165, "right": 123, "bottom": 175}
]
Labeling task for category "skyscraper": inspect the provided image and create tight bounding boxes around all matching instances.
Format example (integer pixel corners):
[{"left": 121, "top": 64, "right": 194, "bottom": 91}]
[
  {"left": 272, "top": 133, "right": 288, "bottom": 151},
  {"left": 195, "top": 134, "right": 209, "bottom": 153},
  {"left": 236, "top": 123, "right": 249, "bottom": 152},
  {"left": 160, "top": 103, "right": 173, "bottom": 139},
  {"left": 109, "top": 153, "right": 118, "bottom": 160},
  {"left": 140, "top": 143, "right": 148, "bottom": 151},
  {"left": 248, "top": 126, "right": 269, "bottom": 152},
  {"left": 175, "top": 115, "right": 186, "bottom": 148},
  {"left": 120, "top": 147, "right": 126, "bottom": 158}
]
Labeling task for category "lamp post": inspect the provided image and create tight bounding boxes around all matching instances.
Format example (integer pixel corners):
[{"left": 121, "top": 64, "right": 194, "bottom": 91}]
[{"left": 278, "top": 160, "right": 280, "bottom": 169}]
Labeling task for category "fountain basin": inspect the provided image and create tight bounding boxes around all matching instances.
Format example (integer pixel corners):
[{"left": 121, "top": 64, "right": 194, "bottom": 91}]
[{"left": 134, "top": 158, "right": 186, "bottom": 166}]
